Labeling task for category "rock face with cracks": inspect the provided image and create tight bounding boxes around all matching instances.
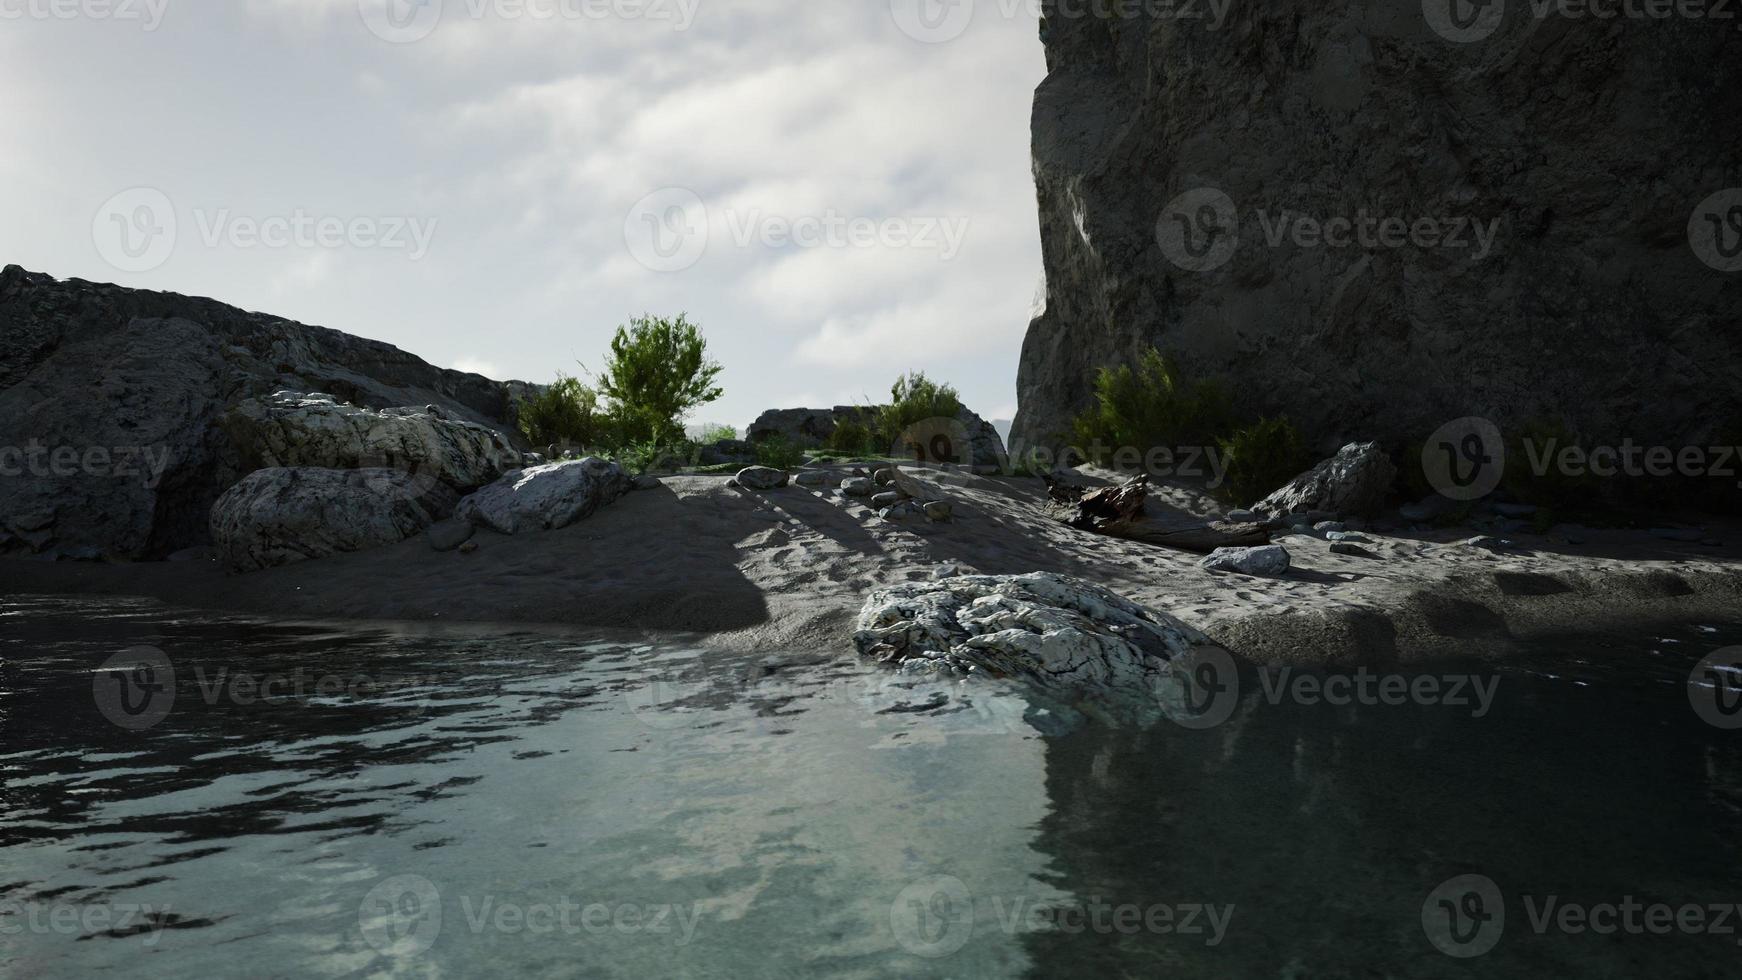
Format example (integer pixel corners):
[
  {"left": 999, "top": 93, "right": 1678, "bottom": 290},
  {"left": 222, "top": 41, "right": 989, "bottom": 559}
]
[
  {"left": 211, "top": 467, "right": 457, "bottom": 572},
  {"left": 852, "top": 572, "right": 1223, "bottom": 722},
  {"left": 456, "top": 457, "right": 632, "bottom": 534}
]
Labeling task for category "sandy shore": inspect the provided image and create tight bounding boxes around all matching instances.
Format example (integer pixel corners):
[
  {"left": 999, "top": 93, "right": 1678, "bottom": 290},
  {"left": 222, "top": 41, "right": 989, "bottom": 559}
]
[{"left": 5, "top": 464, "right": 1742, "bottom": 664}]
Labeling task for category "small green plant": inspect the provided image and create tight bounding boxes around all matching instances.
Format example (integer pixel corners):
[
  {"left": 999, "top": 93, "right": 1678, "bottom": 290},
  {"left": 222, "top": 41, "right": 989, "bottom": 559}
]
[
  {"left": 876, "top": 372, "right": 962, "bottom": 445},
  {"left": 754, "top": 435, "right": 808, "bottom": 470},
  {"left": 696, "top": 423, "right": 738, "bottom": 444},
  {"left": 1068, "top": 350, "right": 1233, "bottom": 465},
  {"left": 1216, "top": 417, "right": 1311, "bottom": 506},
  {"left": 594, "top": 313, "right": 723, "bottom": 445},
  {"left": 517, "top": 373, "right": 603, "bottom": 450}
]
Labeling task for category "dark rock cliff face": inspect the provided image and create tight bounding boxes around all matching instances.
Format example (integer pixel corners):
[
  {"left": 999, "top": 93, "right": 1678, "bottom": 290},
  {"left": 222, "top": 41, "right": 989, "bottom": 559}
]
[
  {"left": 1014, "top": 3, "right": 1742, "bottom": 455},
  {"left": 0, "top": 265, "right": 526, "bottom": 559}
]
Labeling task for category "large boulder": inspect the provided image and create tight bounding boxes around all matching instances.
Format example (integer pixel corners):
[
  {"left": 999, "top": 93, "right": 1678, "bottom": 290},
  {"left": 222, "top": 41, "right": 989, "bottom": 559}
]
[
  {"left": 210, "top": 467, "right": 457, "bottom": 572},
  {"left": 0, "top": 265, "right": 527, "bottom": 559},
  {"left": 1254, "top": 442, "right": 1396, "bottom": 518},
  {"left": 455, "top": 457, "right": 632, "bottom": 534},
  {"left": 1011, "top": 8, "right": 1741, "bottom": 458},
  {"left": 746, "top": 403, "right": 1009, "bottom": 473},
  {"left": 226, "top": 391, "right": 520, "bottom": 492},
  {"left": 852, "top": 572, "right": 1222, "bottom": 721}
]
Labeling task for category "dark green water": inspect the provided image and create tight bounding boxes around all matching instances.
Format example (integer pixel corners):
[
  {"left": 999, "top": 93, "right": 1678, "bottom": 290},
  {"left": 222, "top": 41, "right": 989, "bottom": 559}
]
[{"left": 2, "top": 595, "right": 1739, "bottom": 978}]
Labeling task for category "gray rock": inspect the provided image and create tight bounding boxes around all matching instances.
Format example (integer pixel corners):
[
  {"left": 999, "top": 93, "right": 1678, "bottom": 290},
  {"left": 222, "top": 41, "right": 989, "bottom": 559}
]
[
  {"left": 1226, "top": 509, "right": 1258, "bottom": 523},
  {"left": 748, "top": 404, "right": 1009, "bottom": 473},
  {"left": 873, "top": 468, "right": 895, "bottom": 487},
  {"left": 456, "top": 458, "right": 632, "bottom": 534},
  {"left": 840, "top": 477, "right": 875, "bottom": 497},
  {"left": 1255, "top": 443, "right": 1396, "bottom": 519},
  {"left": 697, "top": 438, "right": 756, "bottom": 466},
  {"left": 1330, "top": 542, "right": 1378, "bottom": 559},
  {"left": 226, "top": 391, "right": 520, "bottom": 492},
  {"left": 879, "top": 502, "right": 923, "bottom": 521},
  {"left": 924, "top": 501, "right": 953, "bottom": 522},
  {"left": 1324, "top": 531, "right": 1368, "bottom": 543},
  {"left": 0, "top": 265, "right": 527, "bottom": 560},
  {"left": 426, "top": 518, "right": 475, "bottom": 552},
  {"left": 1314, "top": 521, "right": 1347, "bottom": 534},
  {"left": 734, "top": 466, "right": 789, "bottom": 491},
  {"left": 852, "top": 572, "right": 1222, "bottom": 723},
  {"left": 871, "top": 491, "right": 906, "bottom": 510},
  {"left": 1200, "top": 544, "right": 1292, "bottom": 577},
  {"left": 631, "top": 474, "right": 663, "bottom": 491},
  {"left": 793, "top": 470, "right": 831, "bottom": 487},
  {"left": 211, "top": 467, "right": 457, "bottom": 572},
  {"left": 1009, "top": 20, "right": 1735, "bottom": 459}
]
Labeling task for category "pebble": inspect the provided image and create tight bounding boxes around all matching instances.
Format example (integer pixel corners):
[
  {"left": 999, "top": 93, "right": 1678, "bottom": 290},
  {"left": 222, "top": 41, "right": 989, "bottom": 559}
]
[{"left": 458, "top": 541, "right": 479, "bottom": 555}]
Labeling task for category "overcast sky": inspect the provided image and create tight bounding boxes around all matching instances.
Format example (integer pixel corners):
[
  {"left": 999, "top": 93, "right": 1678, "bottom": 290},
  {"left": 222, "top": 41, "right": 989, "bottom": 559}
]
[{"left": 0, "top": 0, "right": 1046, "bottom": 432}]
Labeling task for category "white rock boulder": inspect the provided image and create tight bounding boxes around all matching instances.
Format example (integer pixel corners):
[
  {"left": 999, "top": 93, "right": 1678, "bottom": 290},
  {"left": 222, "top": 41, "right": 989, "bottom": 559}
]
[
  {"left": 211, "top": 467, "right": 457, "bottom": 572},
  {"left": 455, "top": 457, "right": 631, "bottom": 534},
  {"left": 1254, "top": 442, "right": 1396, "bottom": 518}
]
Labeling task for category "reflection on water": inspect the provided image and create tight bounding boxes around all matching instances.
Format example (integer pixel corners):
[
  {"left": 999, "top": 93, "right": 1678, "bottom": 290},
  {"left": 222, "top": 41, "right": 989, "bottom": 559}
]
[{"left": 1, "top": 595, "right": 1739, "bottom": 978}]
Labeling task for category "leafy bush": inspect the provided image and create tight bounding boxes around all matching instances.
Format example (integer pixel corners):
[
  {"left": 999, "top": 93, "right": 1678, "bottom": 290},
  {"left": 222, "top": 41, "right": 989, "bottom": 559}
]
[
  {"left": 595, "top": 313, "right": 723, "bottom": 445},
  {"left": 754, "top": 435, "right": 807, "bottom": 470},
  {"left": 1216, "top": 417, "right": 1310, "bottom": 506},
  {"left": 876, "top": 372, "right": 962, "bottom": 445},
  {"left": 827, "top": 418, "right": 877, "bottom": 455},
  {"left": 1068, "top": 350, "right": 1233, "bottom": 465},
  {"left": 517, "top": 374, "right": 603, "bottom": 450},
  {"left": 696, "top": 423, "right": 738, "bottom": 444}
]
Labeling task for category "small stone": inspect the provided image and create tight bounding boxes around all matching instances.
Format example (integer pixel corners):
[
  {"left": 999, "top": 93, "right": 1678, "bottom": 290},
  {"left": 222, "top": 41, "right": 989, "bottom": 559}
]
[
  {"left": 735, "top": 467, "right": 790, "bottom": 491},
  {"left": 872, "top": 491, "right": 905, "bottom": 510},
  {"left": 1330, "top": 542, "right": 1377, "bottom": 559},
  {"left": 794, "top": 470, "right": 830, "bottom": 486},
  {"left": 840, "top": 477, "right": 874, "bottom": 497},
  {"left": 923, "top": 501, "right": 953, "bottom": 522},
  {"left": 426, "top": 518, "right": 476, "bottom": 552},
  {"left": 458, "top": 540, "right": 479, "bottom": 554},
  {"left": 1226, "top": 509, "right": 1258, "bottom": 523},
  {"left": 873, "top": 468, "right": 895, "bottom": 487},
  {"left": 880, "top": 502, "right": 922, "bottom": 521},
  {"left": 1324, "top": 531, "right": 1368, "bottom": 543},
  {"left": 932, "top": 562, "right": 961, "bottom": 579},
  {"left": 1200, "top": 544, "right": 1291, "bottom": 577},
  {"left": 632, "top": 475, "right": 663, "bottom": 491},
  {"left": 1313, "top": 521, "right": 1347, "bottom": 533}
]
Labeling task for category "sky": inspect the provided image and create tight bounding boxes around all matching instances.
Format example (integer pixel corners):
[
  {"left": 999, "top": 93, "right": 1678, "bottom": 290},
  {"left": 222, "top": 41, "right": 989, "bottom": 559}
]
[{"left": 0, "top": 0, "right": 1047, "bottom": 433}]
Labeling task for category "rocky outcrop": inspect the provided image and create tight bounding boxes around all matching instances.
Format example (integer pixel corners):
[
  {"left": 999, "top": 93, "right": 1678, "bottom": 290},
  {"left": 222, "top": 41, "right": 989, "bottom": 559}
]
[
  {"left": 1254, "top": 442, "right": 1397, "bottom": 518},
  {"left": 455, "top": 457, "right": 631, "bottom": 534},
  {"left": 747, "top": 404, "right": 1009, "bottom": 472},
  {"left": 210, "top": 467, "right": 457, "bottom": 572},
  {"left": 1013, "top": 9, "right": 1742, "bottom": 455},
  {"left": 226, "top": 391, "right": 521, "bottom": 492},
  {"left": 852, "top": 571, "right": 1223, "bottom": 723},
  {"left": 0, "top": 266, "right": 527, "bottom": 559}
]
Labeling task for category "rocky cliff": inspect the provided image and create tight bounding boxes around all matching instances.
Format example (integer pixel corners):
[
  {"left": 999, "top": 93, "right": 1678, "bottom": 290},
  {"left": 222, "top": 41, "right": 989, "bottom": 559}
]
[
  {"left": 1014, "top": 4, "right": 1742, "bottom": 456},
  {"left": 0, "top": 266, "right": 527, "bottom": 560}
]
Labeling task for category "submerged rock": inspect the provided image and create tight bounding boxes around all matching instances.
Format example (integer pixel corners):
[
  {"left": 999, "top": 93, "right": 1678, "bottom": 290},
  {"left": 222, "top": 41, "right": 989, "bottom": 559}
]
[
  {"left": 1200, "top": 544, "right": 1292, "bottom": 577},
  {"left": 456, "top": 457, "right": 631, "bottom": 534},
  {"left": 1255, "top": 443, "right": 1396, "bottom": 519},
  {"left": 852, "top": 572, "right": 1222, "bottom": 722},
  {"left": 211, "top": 467, "right": 456, "bottom": 572}
]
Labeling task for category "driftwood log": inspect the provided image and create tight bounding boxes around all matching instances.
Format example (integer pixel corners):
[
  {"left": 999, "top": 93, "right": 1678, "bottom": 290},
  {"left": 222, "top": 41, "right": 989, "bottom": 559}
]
[{"left": 1045, "top": 474, "right": 1269, "bottom": 554}]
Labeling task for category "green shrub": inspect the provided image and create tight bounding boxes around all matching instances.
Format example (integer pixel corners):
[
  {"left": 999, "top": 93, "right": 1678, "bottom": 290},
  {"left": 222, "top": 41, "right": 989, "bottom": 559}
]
[
  {"left": 594, "top": 313, "right": 723, "bottom": 445},
  {"left": 1068, "top": 350, "right": 1233, "bottom": 465},
  {"left": 1216, "top": 417, "right": 1311, "bottom": 506},
  {"left": 697, "top": 423, "right": 737, "bottom": 444},
  {"left": 827, "top": 418, "right": 876, "bottom": 455},
  {"left": 876, "top": 372, "right": 962, "bottom": 445},
  {"left": 754, "top": 435, "right": 807, "bottom": 470},
  {"left": 517, "top": 374, "right": 603, "bottom": 450}
]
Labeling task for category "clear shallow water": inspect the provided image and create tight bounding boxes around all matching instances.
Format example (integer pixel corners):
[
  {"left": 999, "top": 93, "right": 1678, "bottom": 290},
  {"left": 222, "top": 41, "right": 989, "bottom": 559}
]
[{"left": 2, "top": 596, "right": 1740, "bottom": 978}]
